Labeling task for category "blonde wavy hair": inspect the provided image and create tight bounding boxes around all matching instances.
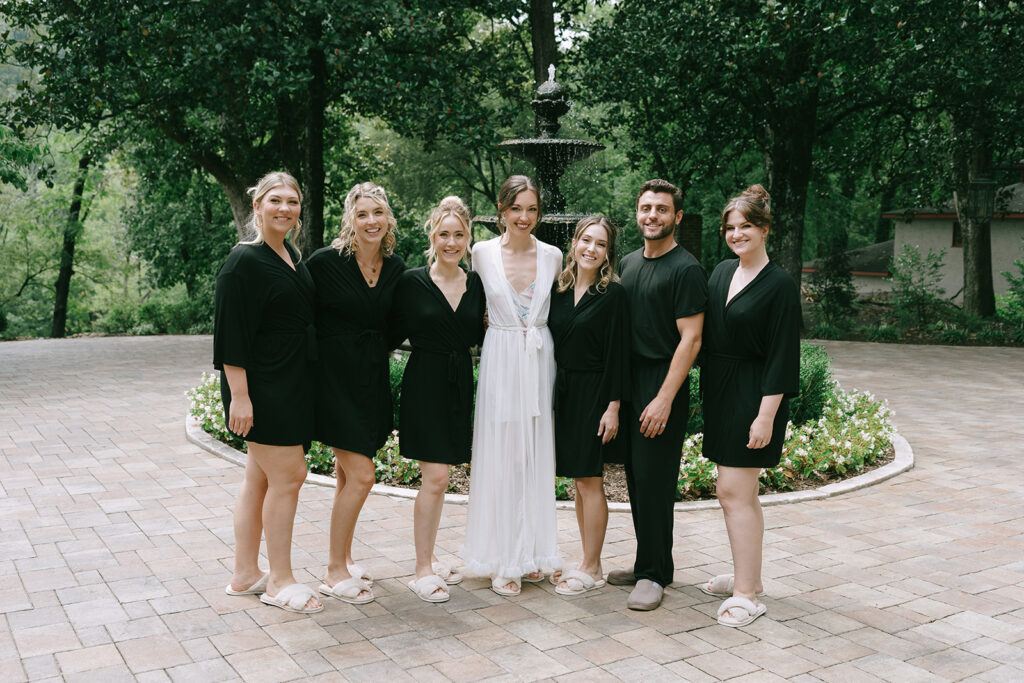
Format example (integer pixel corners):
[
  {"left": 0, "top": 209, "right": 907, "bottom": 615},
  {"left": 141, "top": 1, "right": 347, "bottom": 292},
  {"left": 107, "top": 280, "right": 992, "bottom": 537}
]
[
  {"left": 425, "top": 195, "right": 472, "bottom": 266},
  {"left": 556, "top": 215, "right": 619, "bottom": 293},
  {"left": 240, "top": 171, "right": 304, "bottom": 257},
  {"left": 331, "top": 182, "right": 397, "bottom": 256}
]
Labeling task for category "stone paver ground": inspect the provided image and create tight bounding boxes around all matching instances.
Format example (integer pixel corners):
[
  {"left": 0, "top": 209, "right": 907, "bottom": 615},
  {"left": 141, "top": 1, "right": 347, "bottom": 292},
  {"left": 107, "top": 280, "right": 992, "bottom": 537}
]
[{"left": 1, "top": 336, "right": 1022, "bottom": 681}]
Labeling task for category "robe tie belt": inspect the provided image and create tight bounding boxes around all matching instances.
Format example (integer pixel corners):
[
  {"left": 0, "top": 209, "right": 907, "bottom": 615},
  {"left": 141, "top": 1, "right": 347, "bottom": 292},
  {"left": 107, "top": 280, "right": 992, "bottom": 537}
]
[
  {"left": 553, "top": 366, "right": 602, "bottom": 414},
  {"left": 705, "top": 351, "right": 756, "bottom": 363},
  {"left": 320, "top": 328, "right": 386, "bottom": 387},
  {"left": 412, "top": 347, "right": 470, "bottom": 422},
  {"left": 489, "top": 322, "right": 546, "bottom": 418}
]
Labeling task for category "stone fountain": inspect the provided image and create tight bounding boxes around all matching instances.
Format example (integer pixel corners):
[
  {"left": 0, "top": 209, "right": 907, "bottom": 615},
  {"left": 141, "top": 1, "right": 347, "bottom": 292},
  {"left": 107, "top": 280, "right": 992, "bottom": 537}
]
[{"left": 476, "top": 65, "right": 605, "bottom": 248}]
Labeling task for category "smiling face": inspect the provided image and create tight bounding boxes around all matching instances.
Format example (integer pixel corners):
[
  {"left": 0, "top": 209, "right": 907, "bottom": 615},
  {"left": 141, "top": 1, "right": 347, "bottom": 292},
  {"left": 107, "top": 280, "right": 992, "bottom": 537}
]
[
  {"left": 636, "top": 190, "right": 681, "bottom": 242},
  {"left": 723, "top": 209, "right": 769, "bottom": 258},
  {"left": 352, "top": 197, "right": 388, "bottom": 250},
  {"left": 254, "top": 185, "right": 301, "bottom": 239},
  {"left": 500, "top": 189, "right": 540, "bottom": 234},
  {"left": 432, "top": 214, "right": 470, "bottom": 266},
  {"left": 573, "top": 223, "right": 610, "bottom": 278}
]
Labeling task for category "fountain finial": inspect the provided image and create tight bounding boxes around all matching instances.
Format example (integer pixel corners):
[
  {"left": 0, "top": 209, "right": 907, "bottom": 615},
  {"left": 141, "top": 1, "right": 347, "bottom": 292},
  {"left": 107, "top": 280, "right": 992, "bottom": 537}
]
[{"left": 548, "top": 63, "right": 556, "bottom": 82}]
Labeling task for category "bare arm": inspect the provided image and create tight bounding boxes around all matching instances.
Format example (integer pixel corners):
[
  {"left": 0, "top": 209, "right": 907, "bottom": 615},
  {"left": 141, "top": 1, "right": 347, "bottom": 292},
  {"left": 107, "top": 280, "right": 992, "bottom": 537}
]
[
  {"left": 747, "top": 393, "right": 784, "bottom": 449},
  {"left": 639, "top": 313, "right": 704, "bottom": 438},
  {"left": 598, "top": 400, "right": 620, "bottom": 445},
  {"left": 222, "top": 364, "right": 253, "bottom": 438}
]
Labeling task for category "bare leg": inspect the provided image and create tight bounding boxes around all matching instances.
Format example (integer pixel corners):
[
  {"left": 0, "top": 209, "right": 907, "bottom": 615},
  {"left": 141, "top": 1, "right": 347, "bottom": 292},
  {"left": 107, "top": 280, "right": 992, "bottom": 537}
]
[
  {"left": 248, "top": 443, "right": 321, "bottom": 611},
  {"left": 414, "top": 462, "right": 449, "bottom": 577},
  {"left": 229, "top": 452, "right": 268, "bottom": 591},
  {"left": 325, "top": 448, "right": 374, "bottom": 601},
  {"left": 560, "top": 476, "right": 606, "bottom": 589},
  {"left": 333, "top": 464, "right": 353, "bottom": 566},
  {"left": 716, "top": 465, "right": 764, "bottom": 617},
  {"left": 412, "top": 462, "right": 449, "bottom": 600}
]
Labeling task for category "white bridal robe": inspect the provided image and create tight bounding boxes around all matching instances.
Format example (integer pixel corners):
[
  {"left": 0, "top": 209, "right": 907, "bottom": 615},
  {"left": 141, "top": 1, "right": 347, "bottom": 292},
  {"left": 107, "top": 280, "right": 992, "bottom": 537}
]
[{"left": 462, "top": 236, "right": 563, "bottom": 579}]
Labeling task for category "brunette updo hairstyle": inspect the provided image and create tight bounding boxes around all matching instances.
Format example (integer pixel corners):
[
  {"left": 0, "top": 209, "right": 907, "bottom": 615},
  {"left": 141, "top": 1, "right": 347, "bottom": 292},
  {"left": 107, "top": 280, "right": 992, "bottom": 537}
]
[
  {"left": 496, "top": 175, "right": 542, "bottom": 233},
  {"left": 719, "top": 184, "right": 772, "bottom": 235},
  {"left": 425, "top": 195, "right": 471, "bottom": 266}
]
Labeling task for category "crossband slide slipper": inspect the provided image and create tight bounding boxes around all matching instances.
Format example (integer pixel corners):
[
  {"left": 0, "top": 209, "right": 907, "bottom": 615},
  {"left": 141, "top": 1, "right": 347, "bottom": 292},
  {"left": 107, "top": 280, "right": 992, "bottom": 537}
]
[
  {"left": 259, "top": 584, "right": 323, "bottom": 614},
  {"left": 319, "top": 577, "right": 374, "bottom": 605},
  {"left": 225, "top": 572, "right": 269, "bottom": 596}
]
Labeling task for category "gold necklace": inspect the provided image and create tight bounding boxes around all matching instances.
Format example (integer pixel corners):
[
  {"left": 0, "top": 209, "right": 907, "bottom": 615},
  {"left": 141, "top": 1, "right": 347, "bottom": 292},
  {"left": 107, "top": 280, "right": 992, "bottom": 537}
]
[{"left": 357, "top": 256, "right": 381, "bottom": 285}]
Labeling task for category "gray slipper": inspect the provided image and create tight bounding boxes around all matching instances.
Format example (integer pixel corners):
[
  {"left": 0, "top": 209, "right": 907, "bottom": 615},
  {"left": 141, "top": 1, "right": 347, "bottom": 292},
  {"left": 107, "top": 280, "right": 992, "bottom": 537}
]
[
  {"left": 607, "top": 568, "right": 637, "bottom": 586},
  {"left": 627, "top": 579, "right": 663, "bottom": 611}
]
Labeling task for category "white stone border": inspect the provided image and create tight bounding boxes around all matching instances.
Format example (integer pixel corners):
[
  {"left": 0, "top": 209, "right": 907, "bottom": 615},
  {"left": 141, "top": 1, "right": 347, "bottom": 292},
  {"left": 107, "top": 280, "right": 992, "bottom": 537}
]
[{"left": 186, "top": 416, "right": 913, "bottom": 512}]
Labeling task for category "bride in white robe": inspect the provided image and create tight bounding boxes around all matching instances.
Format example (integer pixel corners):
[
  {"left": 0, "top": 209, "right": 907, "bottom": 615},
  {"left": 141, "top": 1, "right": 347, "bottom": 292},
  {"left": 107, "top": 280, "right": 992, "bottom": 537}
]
[{"left": 462, "top": 176, "right": 563, "bottom": 595}]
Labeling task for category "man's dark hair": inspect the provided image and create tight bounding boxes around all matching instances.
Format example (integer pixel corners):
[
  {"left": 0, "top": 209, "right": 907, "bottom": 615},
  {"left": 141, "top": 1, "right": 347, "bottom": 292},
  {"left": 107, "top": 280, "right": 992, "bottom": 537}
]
[{"left": 636, "top": 179, "right": 683, "bottom": 214}]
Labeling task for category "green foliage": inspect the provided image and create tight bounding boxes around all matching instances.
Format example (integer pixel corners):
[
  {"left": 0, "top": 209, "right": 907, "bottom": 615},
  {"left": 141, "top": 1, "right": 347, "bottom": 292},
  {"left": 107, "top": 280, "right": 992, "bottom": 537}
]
[
  {"left": 860, "top": 324, "right": 900, "bottom": 343},
  {"left": 889, "top": 244, "right": 949, "bottom": 327},
  {"left": 389, "top": 354, "right": 408, "bottom": 428},
  {"left": 809, "top": 323, "right": 845, "bottom": 340},
  {"left": 807, "top": 231, "right": 857, "bottom": 329},
  {"left": 789, "top": 343, "right": 836, "bottom": 426},
  {"left": 571, "top": 0, "right": 915, "bottom": 283},
  {"left": 0, "top": 125, "right": 41, "bottom": 191},
  {"left": 374, "top": 433, "right": 422, "bottom": 486},
  {"left": 0, "top": 136, "right": 132, "bottom": 339},
  {"left": 679, "top": 387, "right": 895, "bottom": 500},
  {"left": 555, "top": 477, "right": 575, "bottom": 500},
  {"left": 998, "top": 240, "right": 1024, "bottom": 331}
]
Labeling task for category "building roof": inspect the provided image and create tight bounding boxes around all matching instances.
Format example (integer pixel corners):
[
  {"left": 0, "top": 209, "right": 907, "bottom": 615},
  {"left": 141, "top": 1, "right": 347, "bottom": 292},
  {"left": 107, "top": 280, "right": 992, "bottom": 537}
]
[
  {"left": 802, "top": 239, "right": 893, "bottom": 277},
  {"left": 882, "top": 183, "right": 1024, "bottom": 220}
]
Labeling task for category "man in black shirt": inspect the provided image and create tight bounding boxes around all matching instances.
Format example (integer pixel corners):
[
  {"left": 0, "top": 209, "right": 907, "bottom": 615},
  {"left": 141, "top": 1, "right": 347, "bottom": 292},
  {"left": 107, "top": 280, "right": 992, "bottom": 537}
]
[{"left": 613, "top": 179, "right": 707, "bottom": 610}]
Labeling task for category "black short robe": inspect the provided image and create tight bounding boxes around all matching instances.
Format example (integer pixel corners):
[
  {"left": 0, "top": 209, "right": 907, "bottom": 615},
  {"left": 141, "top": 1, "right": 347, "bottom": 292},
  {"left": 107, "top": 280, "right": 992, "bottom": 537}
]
[
  {"left": 213, "top": 242, "right": 316, "bottom": 447},
  {"left": 306, "top": 246, "right": 405, "bottom": 456},
  {"left": 701, "top": 259, "right": 801, "bottom": 468},
  {"left": 549, "top": 282, "right": 630, "bottom": 477},
  {"left": 391, "top": 267, "right": 485, "bottom": 465}
]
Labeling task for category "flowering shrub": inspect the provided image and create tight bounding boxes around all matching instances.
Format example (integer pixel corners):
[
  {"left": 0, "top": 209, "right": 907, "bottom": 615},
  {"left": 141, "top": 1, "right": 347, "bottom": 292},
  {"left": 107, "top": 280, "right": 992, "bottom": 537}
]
[
  {"left": 677, "top": 385, "right": 894, "bottom": 500},
  {"left": 187, "top": 373, "right": 422, "bottom": 483},
  {"left": 186, "top": 372, "right": 246, "bottom": 452},
  {"left": 188, "top": 354, "right": 895, "bottom": 501}
]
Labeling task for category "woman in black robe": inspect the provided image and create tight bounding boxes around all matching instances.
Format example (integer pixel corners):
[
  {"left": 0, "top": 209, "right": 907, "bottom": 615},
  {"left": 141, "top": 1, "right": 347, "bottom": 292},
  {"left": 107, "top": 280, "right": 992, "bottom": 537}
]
[
  {"left": 700, "top": 185, "right": 801, "bottom": 628},
  {"left": 391, "top": 196, "right": 485, "bottom": 603},
  {"left": 306, "top": 182, "right": 404, "bottom": 605},
  {"left": 215, "top": 171, "right": 322, "bottom": 614},
  {"left": 548, "top": 216, "right": 629, "bottom": 596}
]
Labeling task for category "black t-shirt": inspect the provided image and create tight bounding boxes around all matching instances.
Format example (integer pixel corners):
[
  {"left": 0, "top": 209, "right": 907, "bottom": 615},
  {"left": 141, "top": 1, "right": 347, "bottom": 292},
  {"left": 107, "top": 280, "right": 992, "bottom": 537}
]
[{"left": 618, "top": 245, "right": 708, "bottom": 360}]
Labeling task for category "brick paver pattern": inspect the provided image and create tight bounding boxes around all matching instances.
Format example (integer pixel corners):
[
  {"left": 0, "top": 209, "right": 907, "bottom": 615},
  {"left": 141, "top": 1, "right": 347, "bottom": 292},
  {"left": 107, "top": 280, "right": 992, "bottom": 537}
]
[{"left": 1, "top": 336, "right": 1023, "bottom": 681}]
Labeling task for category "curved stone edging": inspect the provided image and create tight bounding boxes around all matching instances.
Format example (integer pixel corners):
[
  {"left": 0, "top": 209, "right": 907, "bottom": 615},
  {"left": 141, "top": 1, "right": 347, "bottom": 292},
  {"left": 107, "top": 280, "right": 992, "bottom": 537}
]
[{"left": 186, "top": 416, "right": 913, "bottom": 512}]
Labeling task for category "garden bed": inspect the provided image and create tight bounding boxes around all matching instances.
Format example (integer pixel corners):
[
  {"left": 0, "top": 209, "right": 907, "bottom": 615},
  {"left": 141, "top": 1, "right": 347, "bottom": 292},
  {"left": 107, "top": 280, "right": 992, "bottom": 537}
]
[{"left": 187, "top": 343, "right": 896, "bottom": 502}]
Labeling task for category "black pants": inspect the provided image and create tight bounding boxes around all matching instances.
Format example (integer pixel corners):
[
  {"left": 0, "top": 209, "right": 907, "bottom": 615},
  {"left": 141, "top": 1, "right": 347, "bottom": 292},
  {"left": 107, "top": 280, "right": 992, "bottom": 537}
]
[{"left": 623, "top": 358, "right": 689, "bottom": 587}]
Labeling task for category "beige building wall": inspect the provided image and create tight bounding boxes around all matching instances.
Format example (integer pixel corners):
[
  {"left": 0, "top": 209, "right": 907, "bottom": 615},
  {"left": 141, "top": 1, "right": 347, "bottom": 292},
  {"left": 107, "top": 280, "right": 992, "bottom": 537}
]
[{"left": 893, "top": 217, "right": 1024, "bottom": 300}]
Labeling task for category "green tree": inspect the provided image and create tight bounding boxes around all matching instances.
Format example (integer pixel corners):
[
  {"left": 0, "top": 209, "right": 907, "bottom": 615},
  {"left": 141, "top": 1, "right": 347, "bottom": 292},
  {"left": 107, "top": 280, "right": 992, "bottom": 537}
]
[
  {"left": 2, "top": 0, "right": 522, "bottom": 257},
  {"left": 899, "top": 2, "right": 1024, "bottom": 318},
  {"left": 573, "top": 0, "right": 916, "bottom": 285}
]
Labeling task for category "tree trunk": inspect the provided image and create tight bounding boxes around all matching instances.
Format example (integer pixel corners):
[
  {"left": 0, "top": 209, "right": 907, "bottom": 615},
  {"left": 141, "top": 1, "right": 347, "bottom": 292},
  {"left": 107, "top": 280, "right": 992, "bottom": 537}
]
[
  {"left": 764, "top": 95, "right": 818, "bottom": 288},
  {"left": 957, "top": 122, "right": 996, "bottom": 318},
  {"left": 529, "top": 0, "right": 557, "bottom": 86},
  {"left": 51, "top": 154, "right": 91, "bottom": 338},
  {"left": 301, "top": 23, "right": 327, "bottom": 257},
  {"left": 221, "top": 177, "right": 251, "bottom": 240}
]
